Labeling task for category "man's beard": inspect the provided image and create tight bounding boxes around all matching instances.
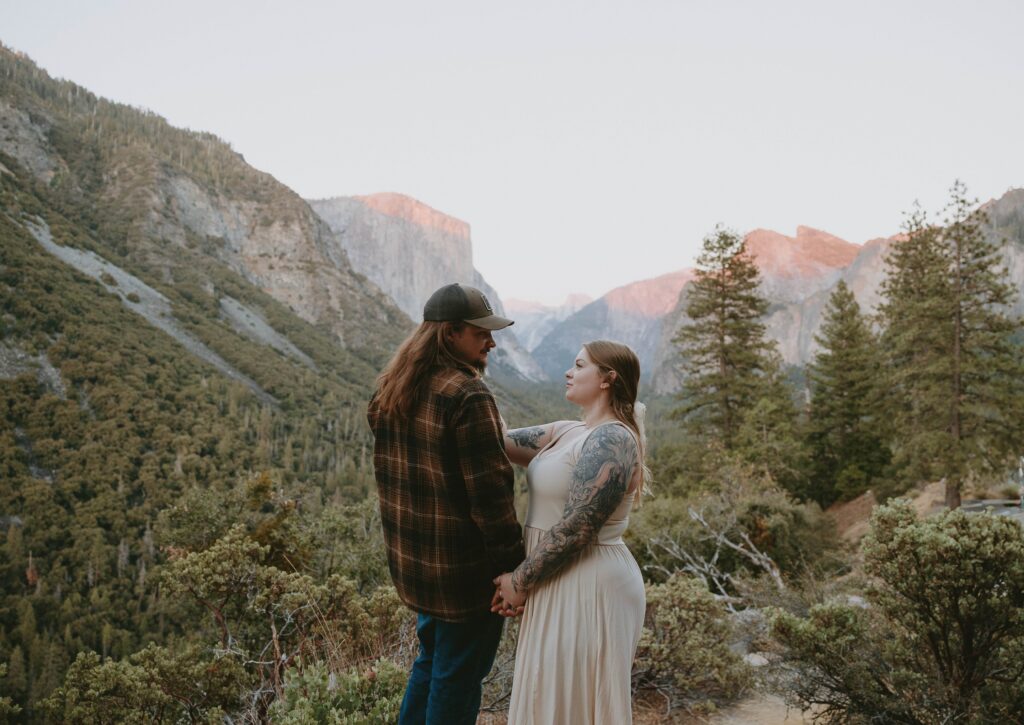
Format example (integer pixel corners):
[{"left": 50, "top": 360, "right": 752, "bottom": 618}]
[{"left": 473, "top": 358, "right": 487, "bottom": 373}]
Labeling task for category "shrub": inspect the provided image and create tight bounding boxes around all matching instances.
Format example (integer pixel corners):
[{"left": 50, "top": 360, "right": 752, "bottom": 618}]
[
  {"left": 267, "top": 659, "right": 406, "bottom": 724},
  {"left": 633, "top": 573, "right": 750, "bottom": 712},
  {"left": 627, "top": 459, "right": 839, "bottom": 591},
  {"left": 41, "top": 644, "right": 247, "bottom": 723},
  {"left": 772, "top": 500, "right": 1024, "bottom": 723}
]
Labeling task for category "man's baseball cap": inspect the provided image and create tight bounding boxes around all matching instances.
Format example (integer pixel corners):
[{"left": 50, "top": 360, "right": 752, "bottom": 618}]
[{"left": 423, "top": 283, "right": 514, "bottom": 330}]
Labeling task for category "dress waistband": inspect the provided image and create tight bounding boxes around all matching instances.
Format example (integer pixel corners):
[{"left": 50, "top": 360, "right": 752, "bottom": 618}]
[{"left": 524, "top": 522, "right": 627, "bottom": 546}]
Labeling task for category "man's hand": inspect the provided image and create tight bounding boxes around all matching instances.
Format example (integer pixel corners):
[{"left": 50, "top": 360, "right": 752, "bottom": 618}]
[{"left": 491, "top": 572, "right": 526, "bottom": 617}]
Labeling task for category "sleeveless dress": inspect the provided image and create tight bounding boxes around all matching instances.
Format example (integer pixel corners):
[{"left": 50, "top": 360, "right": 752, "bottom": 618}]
[{"left": 507, "top": 421, "right": 646, "bottom": 724}]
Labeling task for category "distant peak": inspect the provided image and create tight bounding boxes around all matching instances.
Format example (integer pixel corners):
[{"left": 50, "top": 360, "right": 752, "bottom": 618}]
[
  {"left": 355, "top": 192, "right": 470, "bottom": 239},
  {"left": 505, "top": 293, "right": 594, "bottom": 313},
  {"left": 604, "top": 268, "right": 695, "bottom": 316},
  {"left": 504, "top": 298, "right": 547, "bottom": 313},
  {"left": 744, "top": 226, "right": 861, "bottom": 274},
  {"left": 563, "top": 293, "right": 594, "bottom": 307}
]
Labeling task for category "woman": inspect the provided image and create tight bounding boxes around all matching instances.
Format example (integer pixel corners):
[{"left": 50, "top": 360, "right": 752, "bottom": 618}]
[{"left": 494, "top": 340, "right": 648, "bottom": 724}]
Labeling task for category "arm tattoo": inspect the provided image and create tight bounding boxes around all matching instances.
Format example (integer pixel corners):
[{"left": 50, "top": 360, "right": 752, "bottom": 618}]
[
  {"left": 508, "top": 426, "right": 546, "bottom": 450},
  {"left": 511, "top": 425, "right": 637, "bottom": 592}
]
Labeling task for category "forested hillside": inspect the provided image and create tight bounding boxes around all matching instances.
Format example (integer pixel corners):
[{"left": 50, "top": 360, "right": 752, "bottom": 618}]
[
  {"left": 0, "top": 45, "right": 564, "bottom": 720},
  {"left": 2, "top": 40, "right": 1022, "bottom": 724}
]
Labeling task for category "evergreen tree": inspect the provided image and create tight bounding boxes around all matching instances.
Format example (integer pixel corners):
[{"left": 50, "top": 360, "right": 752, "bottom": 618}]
[
  {"left": 673, "top": 226, "right": 775, "bottom": 450},
  {"left": 0, "top": 663, "right": 21, "bottom": 719},
  {"left": 806, "top": 280, "right": 889, "bottom": 505},
  {"left": 734, "top": 352, "right": 807, "bottom": 497},
  {"left": 879, "top": 182, "right": 1024, "bottom": 508}
]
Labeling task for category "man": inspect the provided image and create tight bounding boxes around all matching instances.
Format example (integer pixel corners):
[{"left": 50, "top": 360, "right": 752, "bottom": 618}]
[{"left": 366, "top": 283, "right": 525, "bottom": 724}]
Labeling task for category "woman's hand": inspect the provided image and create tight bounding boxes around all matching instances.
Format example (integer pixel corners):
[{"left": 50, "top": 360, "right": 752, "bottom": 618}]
[{"left": 491, "top": 572, "right": 527, "bottom": 616}]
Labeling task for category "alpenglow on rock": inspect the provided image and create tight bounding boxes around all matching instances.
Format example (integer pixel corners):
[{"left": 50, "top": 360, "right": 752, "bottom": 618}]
[
  {"left": 309, "top": 193, "right": 547, "bottom": 381},
  {"left": 531, "top": 270, "right": 696, "bottom": 383}
]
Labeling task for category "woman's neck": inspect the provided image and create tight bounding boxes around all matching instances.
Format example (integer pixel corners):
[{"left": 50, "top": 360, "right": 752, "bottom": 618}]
[{"left": 581, "top": 398, "right": 616, "bottom": 428}]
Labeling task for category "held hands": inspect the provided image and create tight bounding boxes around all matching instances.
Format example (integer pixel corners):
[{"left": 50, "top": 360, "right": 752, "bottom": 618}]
[{"left": 491, "top": 572, "right": 527, "bottom": 618}]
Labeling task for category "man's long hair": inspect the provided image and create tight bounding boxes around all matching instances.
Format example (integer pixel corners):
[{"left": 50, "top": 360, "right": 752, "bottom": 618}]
[{"left": 372, "top": 321, "right": 470, "bottom": 419}]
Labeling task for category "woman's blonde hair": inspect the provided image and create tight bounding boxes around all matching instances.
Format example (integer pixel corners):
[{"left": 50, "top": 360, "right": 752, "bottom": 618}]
[
  {"left": 583, "top": 340, "right": 652, "bottom": 506},
  {"left": 372, "top": 321, "right": 471, "bottom": 418}
]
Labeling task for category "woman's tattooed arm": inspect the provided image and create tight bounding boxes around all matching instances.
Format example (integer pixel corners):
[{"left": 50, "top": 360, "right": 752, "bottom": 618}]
[
  {"left": 510, "top": 424, "right": 637, "bottom": 592},
  {"left": 504, "top": 423, "right": 555, "bottom": 466}
]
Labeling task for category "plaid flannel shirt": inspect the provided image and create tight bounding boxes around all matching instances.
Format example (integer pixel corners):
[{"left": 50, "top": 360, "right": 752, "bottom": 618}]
[{"left": 367, "top": 365, "right": 525, "bottom": 622}]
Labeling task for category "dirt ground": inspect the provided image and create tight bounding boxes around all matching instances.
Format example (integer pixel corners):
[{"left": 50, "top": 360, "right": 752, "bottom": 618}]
[{"left": 478, "top": 693, "right": 813, "bottom": 724}]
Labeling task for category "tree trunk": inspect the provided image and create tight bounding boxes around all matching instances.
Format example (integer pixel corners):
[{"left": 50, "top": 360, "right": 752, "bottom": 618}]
[{"left": 945, "top": 478, "right": 961, "bottom": 510}]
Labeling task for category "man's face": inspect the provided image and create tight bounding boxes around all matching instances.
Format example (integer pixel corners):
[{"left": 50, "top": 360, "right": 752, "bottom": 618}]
[{"left": 449, "top": 324, "right": 496, "bottom": 371}]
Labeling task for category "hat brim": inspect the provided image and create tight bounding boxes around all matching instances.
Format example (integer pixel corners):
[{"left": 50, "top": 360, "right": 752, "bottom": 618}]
[{"left": 465, "top": 315, "right": 514, "bottom": 331}]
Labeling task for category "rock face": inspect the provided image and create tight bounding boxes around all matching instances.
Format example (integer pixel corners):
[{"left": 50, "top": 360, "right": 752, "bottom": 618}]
[
  {"left": 649, "top": 197, "right": 1024, "bottom": 394},
  {"left": 504, "top": 294, "right": 593, "bottom": 351},
  {"left": 531, "top": 270, "right": 695, "bottom": 382},
  {"left": 744, "top": 226, "right": 862, "bottom": 303},
  {"left": 651, "top": 228, "right": 870, "bottom": 393},
  {"left": 309, "top": 194, "right": 547, "bottom": 381},
  {"left": 0, "top": 46, "right": 407, "bottom": 367}
]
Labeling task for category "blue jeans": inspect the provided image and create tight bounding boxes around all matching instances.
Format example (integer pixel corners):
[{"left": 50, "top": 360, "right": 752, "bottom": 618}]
[{"left": 398, "top": 611, "right": 504, "bottom": 725}]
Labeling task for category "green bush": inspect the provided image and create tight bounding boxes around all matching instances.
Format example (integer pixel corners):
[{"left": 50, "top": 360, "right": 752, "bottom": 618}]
[
  {"left": 772, "top": 500, "right": 1024, "bottom": 723},
  {"left": 41, "top": 645, "right": 247, "bottom": 723},
  {"left": 268, "top": 659, "right": 406, "bottom": 724},
  {"left": 627, "top": 459, "right": 839, "bottom": 589},
  {"left": 633, "top": 573, "right": 750, "bottom": 711}
]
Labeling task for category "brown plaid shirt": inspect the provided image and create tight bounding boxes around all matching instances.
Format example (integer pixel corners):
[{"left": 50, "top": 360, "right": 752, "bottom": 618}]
[{"left": 367, "top": 366, "right": 525, "bottom": 622}]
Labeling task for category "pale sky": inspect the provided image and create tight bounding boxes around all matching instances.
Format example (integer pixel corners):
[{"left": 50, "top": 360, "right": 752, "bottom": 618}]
[{"left": 2, "top": 0, "right": 1022, "bottom": 305}]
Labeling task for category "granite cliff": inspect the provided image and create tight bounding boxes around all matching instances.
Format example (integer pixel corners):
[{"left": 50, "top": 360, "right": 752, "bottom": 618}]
[
  {"left": 649, "top": 197, "right": 1024, "bottom": 393},
  {"left": 0, "top": 46, "right": 407, "bottom": 367},
  {"left": 504, "top": 294, "right": 593, "bottom": 351},
  {"left": 309, "top": 193, "right": 546, "bottom": 381},
  {"left": 531, "top": 270, "right": 695, "bottom": 382}
]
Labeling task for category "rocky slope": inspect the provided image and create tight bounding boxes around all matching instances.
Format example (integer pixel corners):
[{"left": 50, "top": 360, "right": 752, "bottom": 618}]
[
  {"left": 532, "top": 228, "right": 859, "bottom": 385},
  {"left": 650, "top": 228, "right": 876, "bottom": 393},
  {"left": 0, "top": 45, "right": 408, "bottom": 371},
  {"left": 309, "top": 193, "right": 546, "bottom": 381},
  {"left": 531, "top": 269, "right": 695, "bottom": 382},
  {"left": 649, "top": 197, "right": 1024, "bottom": 393},
  {"left": 504, "top": 294, "right": 593, "bottom": 351}
]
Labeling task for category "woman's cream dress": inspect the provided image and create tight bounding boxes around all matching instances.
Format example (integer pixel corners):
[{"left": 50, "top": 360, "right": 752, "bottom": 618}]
[{"left": 507, "top": 421, "right": 646, "bottom": 724}]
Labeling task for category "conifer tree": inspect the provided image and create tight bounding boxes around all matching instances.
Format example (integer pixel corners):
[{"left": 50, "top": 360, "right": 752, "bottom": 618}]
[
  {"left": 668, "top": 227, "right": 805, "bottom": 494},
  {"left": 0, "top": 662, "right": 21, "bottom": 718},
  {"left": 673, "top": 226, "right": 775, "bottom": 450},
  {"left": 806, "top": 280, "right": 889, "bottom": 505},
  {"left": 734, "top": 351, "right": 807, "bottom": 497},
  {"left": 879, "top": 182, "right": 1024, "bottom": 508}
]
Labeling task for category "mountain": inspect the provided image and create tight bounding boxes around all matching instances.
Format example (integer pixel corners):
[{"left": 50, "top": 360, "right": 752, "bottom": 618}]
[
  {"left": 504, "top": 294, "right": 593, "bottom": 351},
  {"left": 531, "top": 269, "right": 695, "bottom": 382},
  {"left": 0, "top": 44, "right": 562, "bottom": 715},
  {"left": 649, "top": 202, "right": 1024, "bottom": 393},
  {"left": 309, "top": 193, "right": 546, "bottom": 382}
]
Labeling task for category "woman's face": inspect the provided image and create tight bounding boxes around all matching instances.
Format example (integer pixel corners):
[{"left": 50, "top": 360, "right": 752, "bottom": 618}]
[{"left": 565, "top": 347, "right": 609, "bottom": 407}]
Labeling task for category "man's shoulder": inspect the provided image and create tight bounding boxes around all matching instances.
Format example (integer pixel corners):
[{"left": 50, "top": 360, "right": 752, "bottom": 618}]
[{"left": 430, "top": 366, "right": 492, "bottom": 399}]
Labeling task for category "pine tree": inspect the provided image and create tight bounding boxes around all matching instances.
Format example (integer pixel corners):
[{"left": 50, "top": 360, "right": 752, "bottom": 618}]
[
  {"left": 673, "top": 226, "right": 775, "bottom": 450},
  {"left": 806, "top": 280, "right": 890, "bottom": 505},
  {"left": 6, "top": 645, "right": 27, "bottom": 704},
  {"left": 733, "top": 351, "right": 807, "bottom": 497},
  {"left": 0, "top": 662, "right": 21, "bottom": 718},
  {"left": 879, "top": 182, "right": 1024, "bottom": 508}
]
